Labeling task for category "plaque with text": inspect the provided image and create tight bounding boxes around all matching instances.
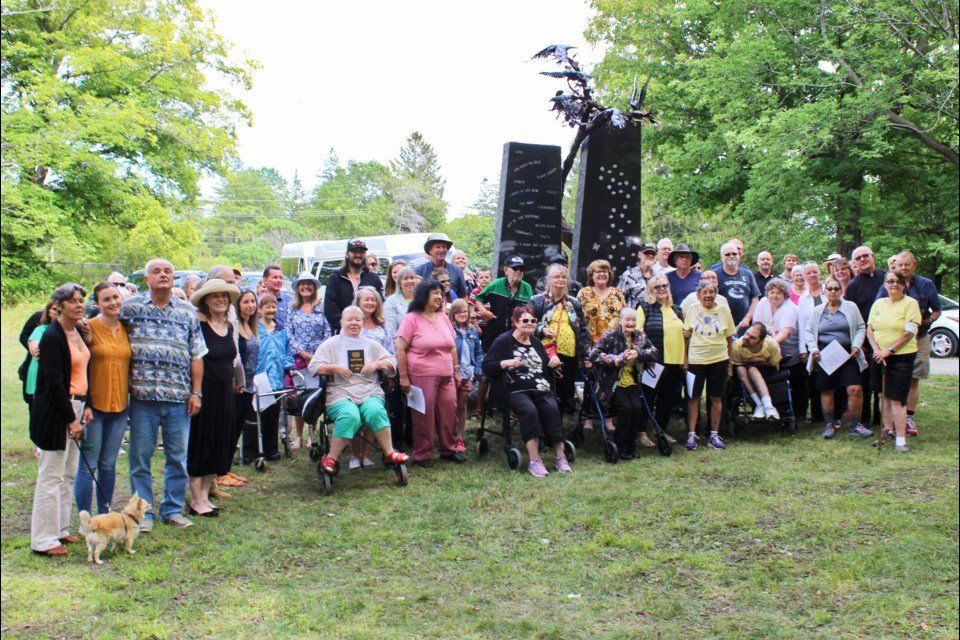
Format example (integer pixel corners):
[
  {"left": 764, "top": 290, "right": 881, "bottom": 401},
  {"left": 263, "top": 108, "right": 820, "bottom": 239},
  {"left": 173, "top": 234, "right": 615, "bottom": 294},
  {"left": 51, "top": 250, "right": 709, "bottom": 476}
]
[
  {"left": 571, "top": 126, "right": 643, "bottom": 286},
  {"left": 494, "top": 142, "right": 563, "bottom": 286}
]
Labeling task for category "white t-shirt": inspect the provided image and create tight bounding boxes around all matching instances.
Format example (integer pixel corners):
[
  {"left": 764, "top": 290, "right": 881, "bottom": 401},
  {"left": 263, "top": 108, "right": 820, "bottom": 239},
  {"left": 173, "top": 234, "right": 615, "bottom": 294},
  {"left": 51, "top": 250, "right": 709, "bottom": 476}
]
[
  {"left": 753, "top": 298, "right": 800, "bottom": 360},
  {"left": 308, "top": 335, "right": 396, "bottom": 406}
]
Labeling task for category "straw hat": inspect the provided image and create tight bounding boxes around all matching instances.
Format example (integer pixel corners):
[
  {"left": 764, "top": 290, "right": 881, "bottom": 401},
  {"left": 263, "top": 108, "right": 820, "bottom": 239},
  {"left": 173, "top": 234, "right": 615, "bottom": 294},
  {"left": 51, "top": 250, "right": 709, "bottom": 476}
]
[{"left": 190, "top": 278, "right": 240, "bottom": 306}]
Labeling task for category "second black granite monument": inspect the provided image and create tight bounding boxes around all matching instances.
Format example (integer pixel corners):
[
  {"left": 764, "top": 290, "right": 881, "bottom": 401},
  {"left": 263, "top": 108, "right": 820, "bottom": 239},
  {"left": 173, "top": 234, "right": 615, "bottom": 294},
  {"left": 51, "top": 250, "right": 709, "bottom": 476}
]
[{"left": 494, "top": 142, "right": 564, "bottom": 286}]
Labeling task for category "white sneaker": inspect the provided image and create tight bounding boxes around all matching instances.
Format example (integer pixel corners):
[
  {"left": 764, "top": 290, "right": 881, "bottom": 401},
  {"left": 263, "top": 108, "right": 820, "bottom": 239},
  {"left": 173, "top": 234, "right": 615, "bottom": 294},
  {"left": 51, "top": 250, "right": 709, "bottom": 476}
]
[
  {"left": 361, "top": 457, "right": 375, "bottom": 468},
  {"left": 348, "top": 457, "right": 361, "bottom": 471},
  {"left": 764, "top": 405, "right": 780, "bottom": 421},
  {"left": 752, "top": 405, "right": 766, "bottom": 419}
]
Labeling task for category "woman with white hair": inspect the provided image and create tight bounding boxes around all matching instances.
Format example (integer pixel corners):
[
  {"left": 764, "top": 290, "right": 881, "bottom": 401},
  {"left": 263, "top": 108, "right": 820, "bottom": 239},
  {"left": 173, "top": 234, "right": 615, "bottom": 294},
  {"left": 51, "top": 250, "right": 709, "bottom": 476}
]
[
  {"left": 529, "top": 264, "right": 590, "bottom": 416},
  {"left": 588, "top": 307, "right": 657, "bottom": 459},
  {"left": 309, "top": 306, "right": 409, "bottom": 474}
]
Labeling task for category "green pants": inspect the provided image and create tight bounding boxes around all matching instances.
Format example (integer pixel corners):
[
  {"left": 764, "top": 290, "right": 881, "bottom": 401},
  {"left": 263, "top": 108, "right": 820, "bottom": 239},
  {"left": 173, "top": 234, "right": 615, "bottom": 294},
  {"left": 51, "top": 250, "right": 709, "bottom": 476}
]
[{"left": 327, "top": 397, "right": 390, "bottom": 439}]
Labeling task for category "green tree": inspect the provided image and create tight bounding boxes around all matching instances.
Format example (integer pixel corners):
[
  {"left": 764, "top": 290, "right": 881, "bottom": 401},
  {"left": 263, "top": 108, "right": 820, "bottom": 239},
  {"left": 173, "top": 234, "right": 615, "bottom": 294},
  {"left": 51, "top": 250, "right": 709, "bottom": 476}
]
[
  {"left": 390, "top": 131, "right": 446, "bottom": 198},
  {"left": 1, "top": 0, "right": 255, "bottom": 301},
  {"left": 472, "top": 176, "right": 500, "bottom": 217},
  {"left": 440, "top": 214, "right": 496, "bottom": 268},
  {"left": 587, "top": 0, "right": 958, "bottom": 288}
]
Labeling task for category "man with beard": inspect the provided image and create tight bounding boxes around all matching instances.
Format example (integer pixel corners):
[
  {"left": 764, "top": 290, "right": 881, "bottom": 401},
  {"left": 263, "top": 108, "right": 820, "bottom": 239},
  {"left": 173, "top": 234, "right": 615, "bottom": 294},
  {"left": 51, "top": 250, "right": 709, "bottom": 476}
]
[{"left": 323, "top": 239, "right": 384, "bottom": 332}]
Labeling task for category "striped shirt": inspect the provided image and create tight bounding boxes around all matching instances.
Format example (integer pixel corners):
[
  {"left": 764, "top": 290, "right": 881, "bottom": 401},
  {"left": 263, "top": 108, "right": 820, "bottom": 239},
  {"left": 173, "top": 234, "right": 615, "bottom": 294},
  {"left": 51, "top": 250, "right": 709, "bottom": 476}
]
[{"left": 121, "top": 292, "right": 207, "bottom": 403}]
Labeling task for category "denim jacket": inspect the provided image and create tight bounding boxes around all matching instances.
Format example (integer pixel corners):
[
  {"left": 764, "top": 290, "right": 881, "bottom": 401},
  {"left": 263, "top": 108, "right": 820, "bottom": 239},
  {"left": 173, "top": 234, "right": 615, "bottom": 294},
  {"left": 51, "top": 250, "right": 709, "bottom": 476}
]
[
  {"left": 256, "top": 323, "right": 295, "bottom": 392},
  {"left": 453, "top": 326, "right": 483, "bottom": 381}
]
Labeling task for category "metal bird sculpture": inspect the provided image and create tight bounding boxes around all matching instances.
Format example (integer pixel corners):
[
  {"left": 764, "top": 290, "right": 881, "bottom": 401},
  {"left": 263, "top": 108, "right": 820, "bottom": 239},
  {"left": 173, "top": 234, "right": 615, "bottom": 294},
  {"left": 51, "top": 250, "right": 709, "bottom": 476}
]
[
  {"left": 539, "top": 70, "right": 592, "bottom": 84},
  {"left": 532, "top": 44, "right": 579, "bottom": 69},
  {"left": 629, "top": 75, "right": 649, "bottom": 111},
  {"left": 549, "top": 91, "right": 587, "bottom": 126}
]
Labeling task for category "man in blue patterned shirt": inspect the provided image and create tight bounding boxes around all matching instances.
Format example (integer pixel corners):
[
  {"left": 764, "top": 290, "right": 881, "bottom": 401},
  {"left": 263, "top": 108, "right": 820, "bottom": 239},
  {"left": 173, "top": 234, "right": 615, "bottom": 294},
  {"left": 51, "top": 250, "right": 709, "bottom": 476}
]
[
  {"left": 122, "top": 258, "right": 207, "bottom": 529},
  {"left": 262, "top": 265, "right": 293, "bottom": 330}
]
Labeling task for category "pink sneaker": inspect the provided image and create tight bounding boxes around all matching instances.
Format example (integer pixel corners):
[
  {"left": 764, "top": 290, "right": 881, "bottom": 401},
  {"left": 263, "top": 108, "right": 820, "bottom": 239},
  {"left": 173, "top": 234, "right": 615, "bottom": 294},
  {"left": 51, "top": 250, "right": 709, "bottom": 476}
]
[
  {"left": 454, "top": 437, "right": 466, "bottom": 452},
  {"left": 554, "top": 455, "right": 572, "bottom": 473},
  {"left": 528, "top": 459, "right": 549, "bottom": 477}
]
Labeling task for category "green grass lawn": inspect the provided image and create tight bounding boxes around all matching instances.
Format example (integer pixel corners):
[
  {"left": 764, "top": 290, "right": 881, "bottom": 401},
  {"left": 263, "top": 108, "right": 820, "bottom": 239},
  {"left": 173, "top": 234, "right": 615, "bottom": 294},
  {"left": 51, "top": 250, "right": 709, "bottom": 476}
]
[{"left": 2, "top": 302, "right": 958, "bottom": 639}]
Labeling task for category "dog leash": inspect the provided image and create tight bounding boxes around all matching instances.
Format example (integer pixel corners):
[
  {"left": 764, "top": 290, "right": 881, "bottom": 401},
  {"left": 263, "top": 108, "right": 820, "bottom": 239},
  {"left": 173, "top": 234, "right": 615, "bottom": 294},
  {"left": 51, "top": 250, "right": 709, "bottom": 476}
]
[{"left": 74, "top": 436, "right": 111, "bottom": 513}]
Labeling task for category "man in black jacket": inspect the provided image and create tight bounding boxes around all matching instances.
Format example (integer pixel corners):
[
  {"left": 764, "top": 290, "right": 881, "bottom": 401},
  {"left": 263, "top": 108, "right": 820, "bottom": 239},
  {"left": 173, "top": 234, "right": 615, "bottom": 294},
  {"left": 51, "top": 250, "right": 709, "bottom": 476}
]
[
  {"left": 844, "top": 245, "right": 885, "bottom": 425},
  {"left": 323, "top": 239, "right": 384, "bottom": 332}
]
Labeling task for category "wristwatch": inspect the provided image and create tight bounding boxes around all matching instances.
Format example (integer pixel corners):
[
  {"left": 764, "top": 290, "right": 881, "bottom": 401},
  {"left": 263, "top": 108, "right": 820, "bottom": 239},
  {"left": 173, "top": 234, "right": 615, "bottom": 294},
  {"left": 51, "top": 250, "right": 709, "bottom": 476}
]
[{"left": 190, "top": 392, "right": 202, "bottom": 399}]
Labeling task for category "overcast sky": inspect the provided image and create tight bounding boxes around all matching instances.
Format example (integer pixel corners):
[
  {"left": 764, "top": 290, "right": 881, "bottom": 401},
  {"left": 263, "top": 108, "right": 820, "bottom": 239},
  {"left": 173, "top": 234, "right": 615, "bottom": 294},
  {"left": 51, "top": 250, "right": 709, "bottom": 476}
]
[{"left": 200, "top": 0, "right": 601, "bottom": 216}]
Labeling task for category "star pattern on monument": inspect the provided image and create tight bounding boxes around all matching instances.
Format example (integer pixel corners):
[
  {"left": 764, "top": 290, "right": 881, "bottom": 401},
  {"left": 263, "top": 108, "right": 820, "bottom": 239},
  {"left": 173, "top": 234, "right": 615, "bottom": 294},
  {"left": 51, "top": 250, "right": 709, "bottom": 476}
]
[{"left": 595, "top": 164, "right": 637, "bottom": 262}]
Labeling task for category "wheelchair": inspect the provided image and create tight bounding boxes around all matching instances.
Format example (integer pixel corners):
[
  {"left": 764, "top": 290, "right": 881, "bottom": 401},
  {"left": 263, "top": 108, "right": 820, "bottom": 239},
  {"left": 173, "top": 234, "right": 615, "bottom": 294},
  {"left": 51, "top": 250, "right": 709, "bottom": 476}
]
[
  {"left": 302, "top": 373, "right": 409, "bottom": 494},
  {"left": 475, "top": 369, "right": 576, "bottom": 472},
  {"left": 723, "top": 367, "right": 797, "bottom": 437}
]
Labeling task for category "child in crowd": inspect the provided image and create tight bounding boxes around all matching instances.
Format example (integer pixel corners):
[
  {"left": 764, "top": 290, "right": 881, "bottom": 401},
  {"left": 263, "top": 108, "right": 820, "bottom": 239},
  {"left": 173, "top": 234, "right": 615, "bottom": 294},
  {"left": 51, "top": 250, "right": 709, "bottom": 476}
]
[{"left": 449, "top": 299, "right": 483, "bottom": 452}]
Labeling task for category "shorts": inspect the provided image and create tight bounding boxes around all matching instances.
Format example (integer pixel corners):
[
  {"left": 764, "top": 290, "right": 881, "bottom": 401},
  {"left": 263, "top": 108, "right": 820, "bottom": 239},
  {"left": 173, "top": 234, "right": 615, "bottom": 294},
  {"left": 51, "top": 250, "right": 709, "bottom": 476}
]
[
  {"left": 813, "top": 358, "right": 862, "bottom": 391},
  {"left": 689, "top": 360, "right": 728, "bottom": 399},
  {"left": 912, "top": 334, "right": 930, "bottom": 380},
  {"left": 326, "top": 397, "right": 391, "bottom": 439},
  {"left": 870, "top": 353, "right": 916, "bottom": 405}
]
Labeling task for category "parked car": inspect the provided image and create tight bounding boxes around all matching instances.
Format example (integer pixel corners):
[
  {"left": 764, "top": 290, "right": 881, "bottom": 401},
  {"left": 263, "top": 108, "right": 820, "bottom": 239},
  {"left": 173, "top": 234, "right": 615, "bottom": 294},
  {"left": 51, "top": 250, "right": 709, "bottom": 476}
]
[
  {"left": 930, "top": 294, "right": 959, "bottom": 358},
  {"left": 125, "top": 269, "right": 206, "bottom": 292}
]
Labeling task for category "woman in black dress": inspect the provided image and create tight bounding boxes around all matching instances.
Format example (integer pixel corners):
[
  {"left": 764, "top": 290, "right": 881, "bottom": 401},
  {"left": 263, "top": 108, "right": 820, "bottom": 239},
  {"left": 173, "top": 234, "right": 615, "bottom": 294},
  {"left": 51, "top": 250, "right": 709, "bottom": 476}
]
[{"left": 188, "top": 279, "right": 240, "bottom": 516}]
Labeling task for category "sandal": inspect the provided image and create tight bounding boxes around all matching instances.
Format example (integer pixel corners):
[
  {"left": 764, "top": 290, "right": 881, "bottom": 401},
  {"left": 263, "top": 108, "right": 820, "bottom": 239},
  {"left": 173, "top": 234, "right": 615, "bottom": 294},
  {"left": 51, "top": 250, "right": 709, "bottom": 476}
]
[
  {"left": 320, "top": 456, "right": 338, "bottom": 475},
  {"left": 383, "top": 450, "right": 410, "bottom": 465},
  {"left": 638, "top": 433, "right": 655, "bottom": 448}
]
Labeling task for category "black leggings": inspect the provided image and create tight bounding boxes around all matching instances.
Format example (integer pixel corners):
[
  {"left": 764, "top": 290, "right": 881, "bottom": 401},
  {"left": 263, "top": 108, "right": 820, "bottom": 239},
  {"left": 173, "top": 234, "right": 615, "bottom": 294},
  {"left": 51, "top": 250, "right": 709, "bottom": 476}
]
[
  {"left": 243, "top": 402, "right": 280, "bottom": 460},
  {"left": 555, "top": 354, "right": 578, "bottom": 415},
  {"left": 510, "top": 391, "right": 564, "bottom": 445},
  {"left": 613, "top": 386, "right": 643, "bottom": 454},
  {"left": 788, "top": 360, "right": 822, "bottom": 421},
  {"left": 639, "top": 363, "right": 681, "bottom": 435}
]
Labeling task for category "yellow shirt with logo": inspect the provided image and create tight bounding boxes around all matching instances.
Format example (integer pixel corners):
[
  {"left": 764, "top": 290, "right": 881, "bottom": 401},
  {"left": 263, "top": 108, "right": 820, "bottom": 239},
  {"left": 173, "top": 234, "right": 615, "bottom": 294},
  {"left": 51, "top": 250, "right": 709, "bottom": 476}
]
[{"left": 683, "top": 302, "right": 736, "bottom": 365}]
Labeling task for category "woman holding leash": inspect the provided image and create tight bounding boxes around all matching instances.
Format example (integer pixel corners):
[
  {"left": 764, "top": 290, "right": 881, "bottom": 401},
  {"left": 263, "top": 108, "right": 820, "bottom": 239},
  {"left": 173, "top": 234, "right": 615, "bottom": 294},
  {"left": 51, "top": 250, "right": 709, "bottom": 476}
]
[{"left": 29, "top": 283, "right": 89, "bottom": 556}]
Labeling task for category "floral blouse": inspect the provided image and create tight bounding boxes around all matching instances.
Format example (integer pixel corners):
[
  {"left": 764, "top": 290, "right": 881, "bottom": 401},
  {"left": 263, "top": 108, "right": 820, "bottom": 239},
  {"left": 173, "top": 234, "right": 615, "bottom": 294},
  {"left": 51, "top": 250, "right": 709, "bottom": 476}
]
[
  {"left": 361, "top": 324, "right": 395, "bottom": 355},
  {"left": 287, "top": 305, "right": 331, "bottom": 367},
  {"left": 577, "top": 286, "right": 627, "bottom": 344}
]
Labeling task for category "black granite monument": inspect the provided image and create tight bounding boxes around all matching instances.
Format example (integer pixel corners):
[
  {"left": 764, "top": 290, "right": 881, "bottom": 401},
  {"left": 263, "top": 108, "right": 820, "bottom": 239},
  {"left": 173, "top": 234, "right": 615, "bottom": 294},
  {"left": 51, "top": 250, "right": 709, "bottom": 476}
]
[
  {"left": 571, "top": 125, "right": 642, "bottom": 286},
  {"left": 494, "top": 142, "right": 563, "bottom": 286}
]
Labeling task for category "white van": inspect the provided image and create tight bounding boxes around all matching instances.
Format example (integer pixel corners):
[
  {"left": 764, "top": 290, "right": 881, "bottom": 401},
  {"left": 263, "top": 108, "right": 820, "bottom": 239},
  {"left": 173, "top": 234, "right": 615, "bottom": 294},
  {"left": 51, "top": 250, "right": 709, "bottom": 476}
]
[{"left": 281, "top": 233, "right": 441, "bottom": 286}]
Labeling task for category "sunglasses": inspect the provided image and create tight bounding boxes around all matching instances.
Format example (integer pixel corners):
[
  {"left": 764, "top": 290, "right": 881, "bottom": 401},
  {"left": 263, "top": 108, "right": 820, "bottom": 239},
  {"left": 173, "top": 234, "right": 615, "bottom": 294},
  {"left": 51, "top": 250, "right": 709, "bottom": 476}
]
[
  {"left": 438, "top": 279, "right": 451, "bottom": 285},
  {"left": 885, "top": 279, "right": 901, "bottom": 285},
  {"left": 518, "top": 318, "right": 537, "bottom": 325},
  {"left": 653, "top": 284, "right": 669, "bottom": 290},
  {"left": 722, "top": 252, "right": 738, "bottom": 257},
  {"left": 825, "top": 286, "right": 841, "bottom": 292},
  {"left": 853, "top": 254, "right": 871, "bottom": 260}
]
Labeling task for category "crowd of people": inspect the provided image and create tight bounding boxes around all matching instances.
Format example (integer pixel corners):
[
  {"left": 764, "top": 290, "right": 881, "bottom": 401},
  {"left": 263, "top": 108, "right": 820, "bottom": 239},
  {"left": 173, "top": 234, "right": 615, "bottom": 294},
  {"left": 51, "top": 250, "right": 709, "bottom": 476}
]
[{"left": 19, "top": 232, "right": 942, "bottom": 556}]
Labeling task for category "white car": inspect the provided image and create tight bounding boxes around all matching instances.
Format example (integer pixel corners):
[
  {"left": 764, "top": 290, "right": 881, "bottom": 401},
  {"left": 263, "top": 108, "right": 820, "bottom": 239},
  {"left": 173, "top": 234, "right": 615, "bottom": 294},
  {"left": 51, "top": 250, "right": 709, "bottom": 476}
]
[{"left": 930, "top": 295, "right": 959, "bottom": 358}]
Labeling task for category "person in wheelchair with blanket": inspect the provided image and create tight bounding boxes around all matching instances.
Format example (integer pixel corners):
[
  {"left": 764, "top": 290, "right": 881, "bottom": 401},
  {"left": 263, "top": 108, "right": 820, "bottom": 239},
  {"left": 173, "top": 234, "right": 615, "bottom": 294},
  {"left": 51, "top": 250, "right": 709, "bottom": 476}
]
[
  {"left": 730, "top": 323, "right": 782, "bottom": 420},
  {"left": 307, "top": 306, "right": 409, "bottom": 476}
]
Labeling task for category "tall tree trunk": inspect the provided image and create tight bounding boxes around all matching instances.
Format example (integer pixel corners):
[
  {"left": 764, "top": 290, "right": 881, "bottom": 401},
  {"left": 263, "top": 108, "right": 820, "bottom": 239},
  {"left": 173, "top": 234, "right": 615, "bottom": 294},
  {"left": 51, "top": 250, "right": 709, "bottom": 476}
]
[{"left": 835, "top": 172, "right": 864, "bottom": 255}]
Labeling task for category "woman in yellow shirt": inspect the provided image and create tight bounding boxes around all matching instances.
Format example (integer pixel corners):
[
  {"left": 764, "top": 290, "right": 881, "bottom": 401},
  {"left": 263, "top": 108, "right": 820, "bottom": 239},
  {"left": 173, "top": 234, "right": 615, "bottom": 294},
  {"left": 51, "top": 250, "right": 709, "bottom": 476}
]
[
  {"left": 867, "top": 270, "right": 921, "bottom": 453},
  {"left": 683, "top": 280, "right": 736, "bottom": 451},
  {"left": 637, "top": 274, "right": 686, "bottom": 448},
  {"left": 75, "top": 282, "right": 132, "bottom": 514}
]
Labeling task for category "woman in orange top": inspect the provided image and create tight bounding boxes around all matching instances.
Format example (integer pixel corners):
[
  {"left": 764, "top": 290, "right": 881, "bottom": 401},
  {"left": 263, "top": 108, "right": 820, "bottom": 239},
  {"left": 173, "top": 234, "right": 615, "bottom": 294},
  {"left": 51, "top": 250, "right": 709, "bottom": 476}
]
[{"left": 74, "top": 282, "right": 132, "bottom": 515}]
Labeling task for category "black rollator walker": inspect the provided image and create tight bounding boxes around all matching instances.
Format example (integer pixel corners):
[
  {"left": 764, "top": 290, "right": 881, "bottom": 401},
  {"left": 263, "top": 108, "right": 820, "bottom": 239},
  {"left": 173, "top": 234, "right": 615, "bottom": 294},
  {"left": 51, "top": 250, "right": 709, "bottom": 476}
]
[
  {"left": 475, "top": 366, "right": 576, "bottom": 472},
  {"left": 247, "top": 370, "right": 302, "bottom": 471}
]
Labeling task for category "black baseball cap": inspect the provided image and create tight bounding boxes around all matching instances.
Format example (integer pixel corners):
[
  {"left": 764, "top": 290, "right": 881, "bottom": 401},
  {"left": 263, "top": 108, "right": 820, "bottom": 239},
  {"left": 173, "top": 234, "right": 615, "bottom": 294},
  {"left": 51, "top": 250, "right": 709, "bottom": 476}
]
[
  {"left": 547, "top": 253, "right": 569, "bottom": 266},
  {"left": 639, "top": 242, "right": 657, "bottom": 255},
  {"left": 504, "top": 256, "right": 525, "bottom": 270},
  {"left": 346, "top": 239, "right": 368, "bottom": 252}
]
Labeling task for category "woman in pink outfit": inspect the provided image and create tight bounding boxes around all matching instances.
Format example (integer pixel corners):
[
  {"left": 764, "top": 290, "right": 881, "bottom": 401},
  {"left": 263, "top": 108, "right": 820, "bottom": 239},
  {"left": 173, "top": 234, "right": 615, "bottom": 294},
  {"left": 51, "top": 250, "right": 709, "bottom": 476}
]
[{"left": 395, "top": 280, "right": 463, "bottom": 467}]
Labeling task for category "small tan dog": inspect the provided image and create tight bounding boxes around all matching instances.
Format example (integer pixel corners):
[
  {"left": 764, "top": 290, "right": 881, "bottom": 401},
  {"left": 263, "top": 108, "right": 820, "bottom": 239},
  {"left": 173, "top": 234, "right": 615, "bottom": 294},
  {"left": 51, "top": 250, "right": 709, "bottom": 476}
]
[{"left": 78, "top": 493, "right": 152, "bottom": 565}]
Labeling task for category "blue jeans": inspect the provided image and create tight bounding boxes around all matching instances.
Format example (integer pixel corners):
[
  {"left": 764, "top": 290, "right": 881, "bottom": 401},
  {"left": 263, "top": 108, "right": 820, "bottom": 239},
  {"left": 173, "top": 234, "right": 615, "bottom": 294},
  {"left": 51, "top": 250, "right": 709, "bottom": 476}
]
[
  {"left": 74, "top": 408, "right": 128, "bottom": 514},
  {"left": 128, "top": 400, "right": 190, "bottom": 522}
]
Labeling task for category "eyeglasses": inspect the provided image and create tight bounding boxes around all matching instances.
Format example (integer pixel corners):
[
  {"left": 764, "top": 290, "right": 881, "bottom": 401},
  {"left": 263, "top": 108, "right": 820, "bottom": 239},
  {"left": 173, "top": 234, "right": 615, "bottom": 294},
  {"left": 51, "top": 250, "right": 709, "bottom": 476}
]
[
  {"left": 653, "top": 284, "right": 669, "bottom": 290},
  {"left": 518, "top": 318, "right": 537, "bottom": 325},
  {"left": 722, "top": 252, "right": 738, "bottom": 257},
  {"left": 438, "top": 279, "right": 451, "bottom": 285},
  {"left": 884, "top": 279, "right": 901, "bottom": 285},
  {"left": 853, "top": 254, "right": 871, "bottom": 261}
]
